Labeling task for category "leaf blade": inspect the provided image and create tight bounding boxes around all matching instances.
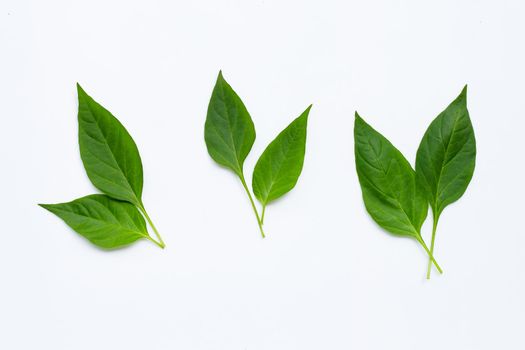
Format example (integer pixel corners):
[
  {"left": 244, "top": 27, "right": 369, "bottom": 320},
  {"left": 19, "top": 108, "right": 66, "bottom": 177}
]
[
  {"left": 252, "top": 105, "right": 310, "bottom": 205},
  {"left": 40, "top": 194, "right": 149, "bottom": 249},
  {"left": 204, "top": 71, "right": 256, "bottom": 176},
  {"left": 354, "top": 113, "right": 428, "bottom": 237},
  {"left": 77, "top": 84, "right": 144, "bottom": 206},
  {"left": 416, "top": 86, "right": 476, "bottom": 217}
]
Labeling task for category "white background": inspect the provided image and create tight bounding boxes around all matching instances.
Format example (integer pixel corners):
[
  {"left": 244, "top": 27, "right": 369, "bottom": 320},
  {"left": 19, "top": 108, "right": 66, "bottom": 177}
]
[{"left": 1, "top": 0, "right": 523, "bottom": 349}]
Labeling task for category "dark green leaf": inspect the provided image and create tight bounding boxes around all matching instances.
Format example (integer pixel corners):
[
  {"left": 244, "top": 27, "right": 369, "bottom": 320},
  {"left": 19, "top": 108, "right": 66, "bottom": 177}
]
[
  {"left": 416, "top": 86, "right": 476, "bottom": 218},
  {"left": 77, "top": 84, "right": 143, "bottom": 206},
  {"left": 354, "top": 113, "right": 428, "bottom": 238},
  {"left": 204, "top": 71, "right": 256, "bottom": 176},
  {"left": 39, "top": 194, "right": 150, "bottom": 249},
  {"left": 252, "top": 105, "right": 310, "bottom": 206}
]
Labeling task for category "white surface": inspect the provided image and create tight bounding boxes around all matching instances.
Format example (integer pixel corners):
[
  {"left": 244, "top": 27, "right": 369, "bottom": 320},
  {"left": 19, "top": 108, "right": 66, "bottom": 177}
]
[{"left": 1, "top": 0, "right": 523, "bottom": 349}]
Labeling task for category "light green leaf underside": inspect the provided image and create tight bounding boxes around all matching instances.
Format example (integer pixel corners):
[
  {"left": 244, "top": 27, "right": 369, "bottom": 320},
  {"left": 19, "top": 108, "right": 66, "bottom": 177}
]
[
  {"left": 354, "top": 113, "right": 428, "bottom": 237},
  {"left": 416, "top": 86, "right": 476, "bottom": 217},
  {"left": 40, "top": 194, "right": 149, "bottom": 249},
  {"left": 204, "top": 71, "right": 256, "bottom": 176},
  {"left": 252, "top": 105, "right": 310, "bottom": 205},
  {"left": 77, "top": 84, "right": 144, "bottom": 206}
]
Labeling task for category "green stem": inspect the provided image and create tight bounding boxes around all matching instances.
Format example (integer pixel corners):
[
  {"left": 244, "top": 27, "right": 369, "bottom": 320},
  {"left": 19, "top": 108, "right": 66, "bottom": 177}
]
[
  {"left": 144, "top": 234, "right": 165, "bottom": 249},
  {"left": 239, "top": 174, "right": 265, "bottom": 238},
  {"left": 416, "top": 235, "right": 442, "bottom": 275},
  {"left": 261, "top": 205, "right": 266, "bottom": 225},
  {"left": 426, "top": 216, "right": 439, "bottom": 279},
  {"left": 139, "top": 205, "right": 165, "bottom": 248}
]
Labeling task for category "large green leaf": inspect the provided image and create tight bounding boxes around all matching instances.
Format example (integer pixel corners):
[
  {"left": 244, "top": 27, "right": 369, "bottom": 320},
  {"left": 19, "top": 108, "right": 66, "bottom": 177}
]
[
  {"left": 204, "top": 71, "right": 256, "bottom": 176},
  {"left": 77, "top": 84, "right": 143, "bottom": 206},
  {"left": 252, "top": 105, "right": 310, "bottom": 206},
  {"left": 415, "top": 86, "right": 476, "bottom": 278},
  {"left": 416, "top": 86, "right": 476, "bottom": 218},
  {"left": 354, "top": 113, "right": 428, "bottom": 238},
  {"left": 39, "top": 194, "right": 150, "bottom": 249}
]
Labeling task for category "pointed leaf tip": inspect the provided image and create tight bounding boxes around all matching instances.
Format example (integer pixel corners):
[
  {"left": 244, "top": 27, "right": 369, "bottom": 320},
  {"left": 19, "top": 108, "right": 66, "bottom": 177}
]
[
  {"left": 76, "top": 83, "right": 87, "bottom": 99},
  {"left": 354, "top": 112, "right": 365, "bottom": 125},
  {"left": 461, "top": 84, "right": 468, "bottom": 95},
  {"left": 456, "top": 85, "right": 468, "bottom": 105},
  {"left": 301, "top": 104, "right": 313, "bottom": 120}
]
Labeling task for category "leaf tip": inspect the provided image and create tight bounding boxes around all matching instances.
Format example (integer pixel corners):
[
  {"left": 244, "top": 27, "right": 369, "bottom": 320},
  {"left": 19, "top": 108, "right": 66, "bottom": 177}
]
[
  {"left": 456, "top": 84, "right": 468, "bottom": 105},
  {"left": 38, "top": 203, "right": 52, "bottom": 211},
  {"left": 76, "top": 83, "right": 87, "bottom": 100},
  {"left": 302, "top": 104, "right": 313, "bottom": 120}
]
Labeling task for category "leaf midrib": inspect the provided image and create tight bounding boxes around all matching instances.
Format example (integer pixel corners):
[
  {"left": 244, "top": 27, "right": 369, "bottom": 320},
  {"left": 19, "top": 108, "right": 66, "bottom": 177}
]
[
  {"left": 218, "top": 83, "right": 244, "bottom": 173},
  {"left": 48, "top": 206, "right": 148, "bottom": 239},
  {"left": 261, "top": 126, "right": 302, "bottom": 203},
  {"left": 82, "top": 100, "right": 140, "bottom": 204},
  {"left": 432, "top": 112, "right": 462, "bottom": 214},
  {"left": 362, "top": 138, "right": 419, "bottom": 235}
]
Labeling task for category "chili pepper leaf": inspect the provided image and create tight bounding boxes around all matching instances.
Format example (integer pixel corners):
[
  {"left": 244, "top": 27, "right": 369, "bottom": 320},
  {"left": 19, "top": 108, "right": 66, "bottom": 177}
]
[
  {"left": 354, "top": 113, "right": 428, "bottom": 237},
  {"left": 204, "top": 71, "right": 256, "bottom": 176},
  {"left": 77, "top": 84, "right": 144, "bottom": 207},
  {"left": 252, "top": 105, "right": 310, "bottom": 206},
  {"left": 39, "top": 194, "right": 150, "bottom": 249},
  {"left": 416, "top": 86, "right": 476, "bottom": 218}
]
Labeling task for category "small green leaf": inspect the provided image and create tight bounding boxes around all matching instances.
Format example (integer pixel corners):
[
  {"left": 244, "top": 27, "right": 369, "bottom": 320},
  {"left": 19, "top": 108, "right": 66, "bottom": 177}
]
[
  {"left": 415, "top": 86, "right": 476, "bottom": 278},
  {"left": 416, "top": 86, "right": 476, "bottom": 218},
  {"left": 39, "top": 194, "right": 151, "bottom": 249},
  {"left": 252, "top": 105, "right": 310, "bottom": 207},
  {"left": 77, "top": 84, "right": 144, "bottom": 207},
  {"left": 354, "top": 113, "right": 428, "bottom": 237},
  {"left": 204, "top": 71, "right": 256, "bottom": 176}
]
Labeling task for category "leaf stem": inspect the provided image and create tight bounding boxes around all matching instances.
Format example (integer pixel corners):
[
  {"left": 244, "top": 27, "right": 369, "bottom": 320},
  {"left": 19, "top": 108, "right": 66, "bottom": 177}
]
[
  {"left": 426, "top": 216, "right": 439, "bottom": 279},
  {"left": 239, "top": 174, "right": 265, "bottom": 238},
  {"left": 138, "top": 205, "right": 165, "bottom": 248},
  {"left": 416, "top": 235, "right": 442, "bottom": 275},
  {"left": 261, "top": 205, "right": 266, "bottom": 225},
  {"left": 144, "top": 234, "right": 165, "bottom": 249}
]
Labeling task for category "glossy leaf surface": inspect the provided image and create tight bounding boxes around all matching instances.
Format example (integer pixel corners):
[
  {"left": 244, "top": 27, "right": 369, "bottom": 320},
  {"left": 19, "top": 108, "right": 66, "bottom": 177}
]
[
  {"left": 252, "top": 106, "right": 310, "bottom": 206},
  {"left": 354, "top": 113, "right": 428, "bottom": 237},
  {"left": 77, "top": 84, "right": 143, "bottom": 206},
  {"left": 40, "top": 194, "right": 149, "bottom": 249},
  {"left": 416, "top": 86, "right": 476, "bottom": 218},
  {"left": 204, "top": 71, "right": 256, "bottom": 176}
]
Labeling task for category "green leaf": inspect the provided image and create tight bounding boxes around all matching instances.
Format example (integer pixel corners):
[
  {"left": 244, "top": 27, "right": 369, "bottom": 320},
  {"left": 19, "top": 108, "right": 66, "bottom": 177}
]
[
  {"left": 252, "top": 105, "right": 310, "bottom": 206},
  {"left": 39, "top": 194, "right": 151, "bottom": 249},
  {"left": 204, "top": 71, "right": 256, "bottom": 176},
  {"left": 354, "top": 113, "right": 428, "bottom": 238},
  {"left": 77, "top": 84, "right": 144, "bottom": 207},
  {"left": 415, "top": 86, "right": 476, "bottom": 278},
  {"left": 416, "top": 86, "right": 476, "bottom": 218}
]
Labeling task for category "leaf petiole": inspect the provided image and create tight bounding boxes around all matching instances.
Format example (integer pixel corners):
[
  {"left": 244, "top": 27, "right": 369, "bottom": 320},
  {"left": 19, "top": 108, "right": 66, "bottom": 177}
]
[
  {"left": 138, "top": 205, "right": 165, "bottom": 248},
  {"left": 144, "top": 234, "right": 165, "bottom": 249},
  {"left": 416, "top": 235, "right": 442, "bottom": 275},
  {"left": 426, "top": 215, "right": 439, "bottom": 279},
  {"left": 239, "top": 174, "right": 266, "bottom": 238},
  {"left": 260, "top": 205, "right": 266, "bottom": 225}
]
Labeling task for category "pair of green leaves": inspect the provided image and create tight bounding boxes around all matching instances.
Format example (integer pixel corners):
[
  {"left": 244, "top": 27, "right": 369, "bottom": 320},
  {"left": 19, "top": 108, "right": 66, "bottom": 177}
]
[
  {"left": 205, "top": 71, "right": 310, "bottom": 237},
  {"left": 355, "top": 87, "right": 476, "bottom": 278},
  {"left": 40, "top": 85, "right": 164, "bottom": 249}
]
